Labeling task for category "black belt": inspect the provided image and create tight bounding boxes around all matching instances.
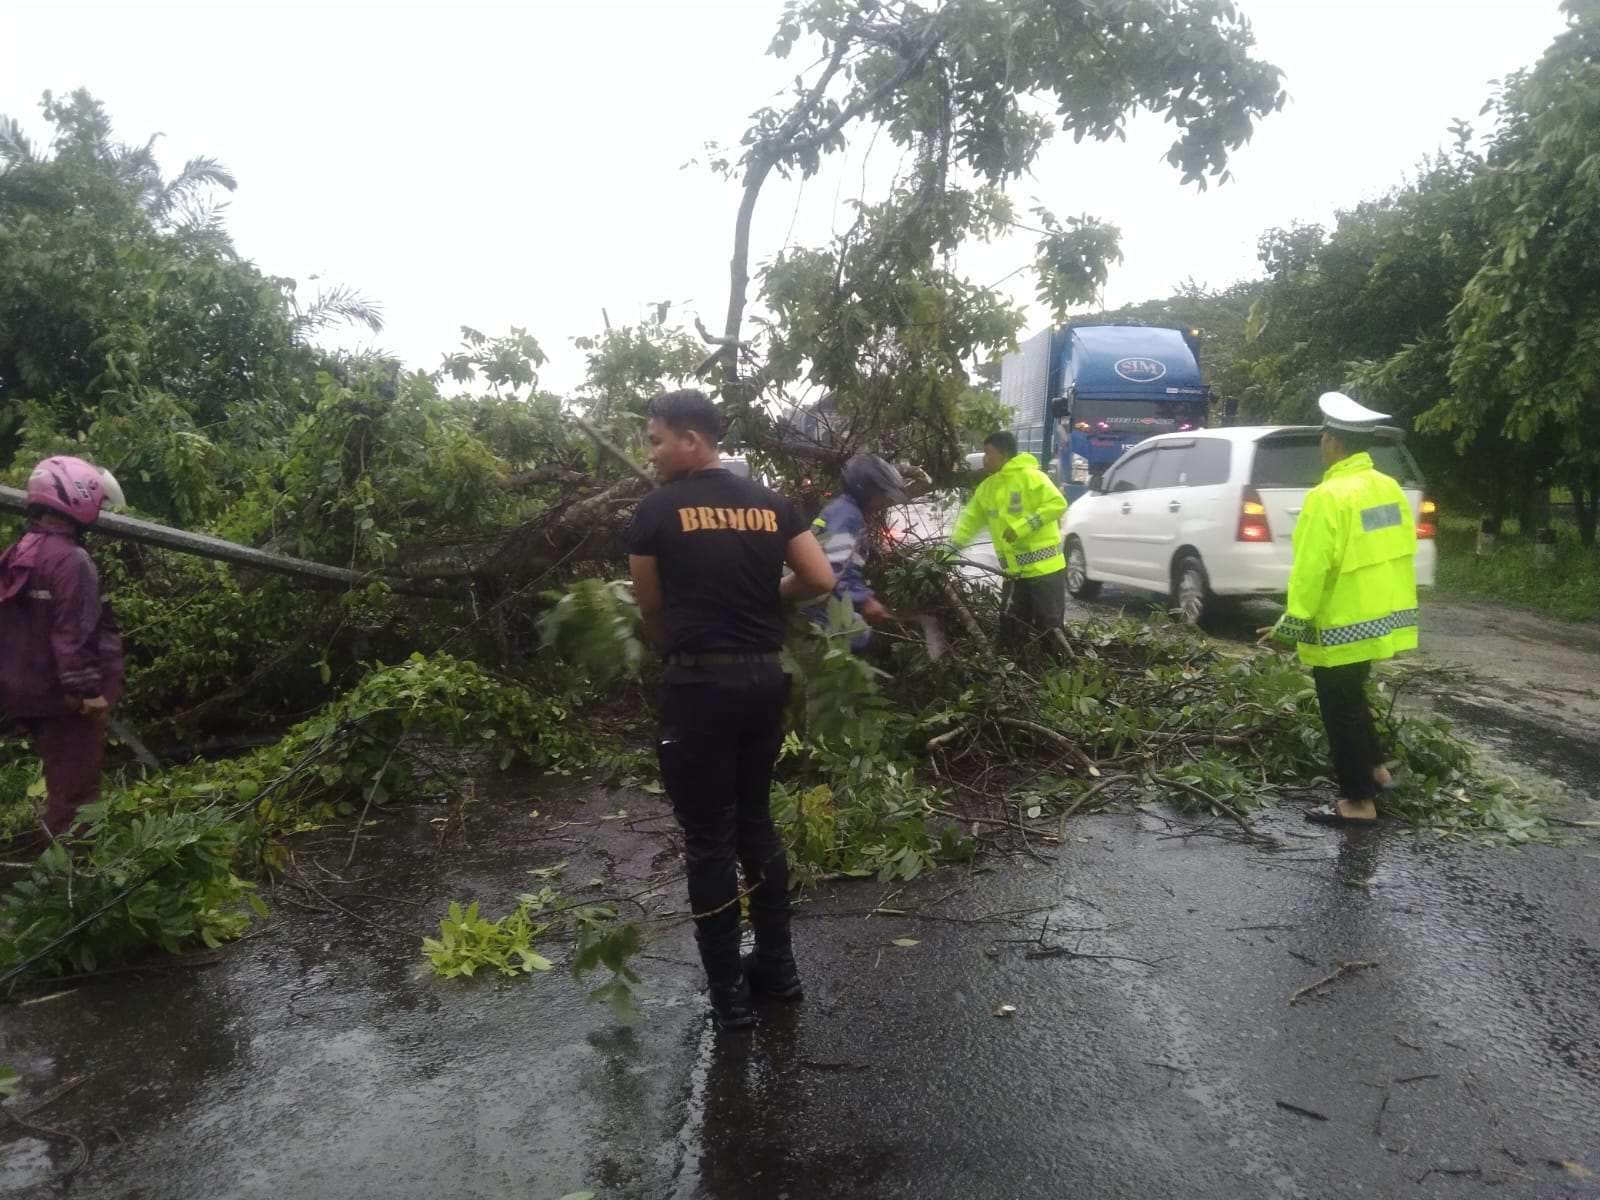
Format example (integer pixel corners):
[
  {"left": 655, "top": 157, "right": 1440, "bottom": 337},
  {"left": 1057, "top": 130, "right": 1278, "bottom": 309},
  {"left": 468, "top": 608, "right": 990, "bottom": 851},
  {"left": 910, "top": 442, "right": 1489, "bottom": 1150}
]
[{"left": 665, "top": 651, "right": 782, "bottom": 667}]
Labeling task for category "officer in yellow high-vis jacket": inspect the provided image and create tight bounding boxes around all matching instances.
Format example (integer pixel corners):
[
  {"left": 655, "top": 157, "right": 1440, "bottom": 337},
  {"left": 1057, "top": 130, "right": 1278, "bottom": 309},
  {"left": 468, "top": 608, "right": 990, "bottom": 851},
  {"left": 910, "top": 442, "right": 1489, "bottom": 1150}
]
[
  {"left": 951, "top": 431, "right": 1069, "bottom": 653},
  {"left": 1262, "top": 392, "right": 1418, "bottom": 826}
]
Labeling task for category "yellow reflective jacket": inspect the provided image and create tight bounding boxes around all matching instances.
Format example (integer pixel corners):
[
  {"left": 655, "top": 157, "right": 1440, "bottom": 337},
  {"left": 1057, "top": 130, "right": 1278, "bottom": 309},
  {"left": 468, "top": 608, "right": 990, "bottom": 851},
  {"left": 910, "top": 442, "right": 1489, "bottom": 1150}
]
[
  {"left": 1272, "top": 452, "right": 1418, "bottom": 667},
  {"left": 951, "top": 453, "right": 1068, "bottom": 579}
]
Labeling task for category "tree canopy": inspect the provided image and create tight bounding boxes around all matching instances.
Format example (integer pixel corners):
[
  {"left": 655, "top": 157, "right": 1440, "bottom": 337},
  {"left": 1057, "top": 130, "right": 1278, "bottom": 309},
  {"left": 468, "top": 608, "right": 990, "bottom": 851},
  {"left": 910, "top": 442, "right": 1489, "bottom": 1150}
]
[
  {"left": 704, "top": 0, "right": 1285, "bottom": 477},
  {"left": 1222, "top": 1, "right": 1600, "bottom": 538},
  {"left": 1428, "top": 0, "right": 1600, "bottom": 540}
]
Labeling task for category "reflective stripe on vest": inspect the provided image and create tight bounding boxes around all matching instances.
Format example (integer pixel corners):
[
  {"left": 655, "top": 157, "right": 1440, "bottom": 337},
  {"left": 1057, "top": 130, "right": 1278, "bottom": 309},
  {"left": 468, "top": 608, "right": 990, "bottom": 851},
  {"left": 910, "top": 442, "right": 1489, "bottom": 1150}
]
[
  {"left": 1283, "top": 607, "right": 1417, "bottom": 648},
  {"left": 1014, "top": 544, "right": 1063, "bottom": 568},
  {"left": 1361, "top": 502, "right": 1403, "bottom": 532}
]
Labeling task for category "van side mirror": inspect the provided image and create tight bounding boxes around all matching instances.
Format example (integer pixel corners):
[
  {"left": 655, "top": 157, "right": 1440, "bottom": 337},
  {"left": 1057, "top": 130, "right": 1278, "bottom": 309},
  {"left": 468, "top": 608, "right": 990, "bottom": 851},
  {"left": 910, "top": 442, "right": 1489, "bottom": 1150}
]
[{"left": 1087, "top": 471, "right": 1105, "bottom": 494}]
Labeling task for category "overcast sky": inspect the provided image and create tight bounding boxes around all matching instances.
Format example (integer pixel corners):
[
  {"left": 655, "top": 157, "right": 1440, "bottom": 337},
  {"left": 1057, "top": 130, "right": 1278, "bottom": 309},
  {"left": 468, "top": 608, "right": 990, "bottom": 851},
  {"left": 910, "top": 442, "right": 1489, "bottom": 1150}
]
[{"left": 2, "top": 1, "right": 1572, "bottom": 396}]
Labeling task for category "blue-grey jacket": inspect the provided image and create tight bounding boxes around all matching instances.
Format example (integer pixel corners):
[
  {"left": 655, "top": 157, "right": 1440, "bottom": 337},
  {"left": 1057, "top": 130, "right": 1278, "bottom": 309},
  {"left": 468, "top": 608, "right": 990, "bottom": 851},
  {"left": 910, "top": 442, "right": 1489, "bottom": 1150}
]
[{"left": 807, "top": 493, "right": 874, "bottom": 649}]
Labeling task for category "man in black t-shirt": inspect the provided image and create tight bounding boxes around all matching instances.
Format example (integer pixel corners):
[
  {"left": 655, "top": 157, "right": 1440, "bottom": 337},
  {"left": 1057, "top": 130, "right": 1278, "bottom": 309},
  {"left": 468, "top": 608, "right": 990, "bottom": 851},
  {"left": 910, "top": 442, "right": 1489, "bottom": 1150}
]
[{"left": 628, "top": 389, "right": 835, "bottom": 1030}]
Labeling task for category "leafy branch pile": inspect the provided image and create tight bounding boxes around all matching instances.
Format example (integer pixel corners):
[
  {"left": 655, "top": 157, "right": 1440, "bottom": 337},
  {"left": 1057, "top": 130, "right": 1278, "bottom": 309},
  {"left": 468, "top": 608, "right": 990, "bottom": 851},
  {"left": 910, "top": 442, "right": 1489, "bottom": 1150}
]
[
  {"left": 769, "top": 547, "right": 1559, "bottom": 852},
  {"left": 0, "top": 552, "right": 1557, "bottom": 993},
  {"left": 0, "top": 654, "right": 598, "bottom": 980}
]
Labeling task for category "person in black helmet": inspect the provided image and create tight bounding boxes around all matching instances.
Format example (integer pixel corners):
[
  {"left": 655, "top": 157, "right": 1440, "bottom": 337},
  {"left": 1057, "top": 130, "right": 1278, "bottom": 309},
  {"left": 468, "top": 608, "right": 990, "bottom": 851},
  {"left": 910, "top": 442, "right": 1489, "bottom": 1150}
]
[
  {"left": 628, "top": 389, "right": 837, "bottom": 1030},
  {"left": 806, "top": 454, "right": 907, "bottom": 651}
]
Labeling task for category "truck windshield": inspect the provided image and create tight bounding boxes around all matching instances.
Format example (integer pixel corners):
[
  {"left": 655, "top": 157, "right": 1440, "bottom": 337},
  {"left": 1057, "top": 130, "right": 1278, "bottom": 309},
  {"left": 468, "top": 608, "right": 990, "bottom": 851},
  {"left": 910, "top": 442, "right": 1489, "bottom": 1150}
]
[
  {"left": 1251, "top": 434, "right": 1425, "bottom": 487},
  {"left": 1069, "top": 399, "right": 1206, "bottom": 437}
]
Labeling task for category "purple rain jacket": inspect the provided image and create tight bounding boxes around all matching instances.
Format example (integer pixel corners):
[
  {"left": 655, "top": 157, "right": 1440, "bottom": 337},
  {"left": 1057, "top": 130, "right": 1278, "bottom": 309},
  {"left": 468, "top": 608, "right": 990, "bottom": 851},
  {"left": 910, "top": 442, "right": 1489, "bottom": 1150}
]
[{"left": 0, "top": 515, "right": 124, "bottom": 718}]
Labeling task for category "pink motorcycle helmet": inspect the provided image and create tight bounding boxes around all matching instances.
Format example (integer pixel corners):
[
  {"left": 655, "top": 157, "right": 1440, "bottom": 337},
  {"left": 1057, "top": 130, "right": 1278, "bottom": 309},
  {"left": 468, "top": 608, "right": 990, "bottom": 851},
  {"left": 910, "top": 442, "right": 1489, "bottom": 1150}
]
[{"left": 25, "top": 456, "right": 125, "bottom": 526}]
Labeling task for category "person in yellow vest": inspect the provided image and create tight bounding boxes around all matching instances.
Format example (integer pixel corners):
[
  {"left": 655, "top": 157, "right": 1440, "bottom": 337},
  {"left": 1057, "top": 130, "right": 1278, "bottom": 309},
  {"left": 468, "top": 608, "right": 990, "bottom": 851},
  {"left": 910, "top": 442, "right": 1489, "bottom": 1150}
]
[
  {"left": 1259, "top": 392, "right": 1419, "bottom": 826},
  {"left": 950, "top": 431, "right": 1069, "bottom": 653}
]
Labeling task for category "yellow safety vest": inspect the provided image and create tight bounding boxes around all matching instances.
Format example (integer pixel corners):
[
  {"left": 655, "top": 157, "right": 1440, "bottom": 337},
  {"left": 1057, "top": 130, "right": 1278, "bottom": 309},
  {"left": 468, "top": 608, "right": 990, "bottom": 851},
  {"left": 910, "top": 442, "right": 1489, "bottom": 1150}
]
[
  {"left": 952, "top": 453, "right": 1068, "bottom": 579},
  {"left": 1273, "top": 452, "right": 1418, "bottom": 667}
]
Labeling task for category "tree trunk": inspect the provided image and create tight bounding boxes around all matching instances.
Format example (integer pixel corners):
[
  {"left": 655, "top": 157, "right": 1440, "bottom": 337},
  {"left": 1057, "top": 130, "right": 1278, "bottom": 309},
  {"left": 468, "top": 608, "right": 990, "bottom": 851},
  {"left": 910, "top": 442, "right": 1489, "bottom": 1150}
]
[
  {"left": 1519, "top": 480, "right": 1550, "bottom": 533},
  {"left": 1575, "top": 469, "right": 1600, "bottom": 546},
  {"left": 1589, "top": 470, "right": 1600, "bottom": 546},
  {"left": 721, "top": 157, "right": 775, "bottom": 373}
]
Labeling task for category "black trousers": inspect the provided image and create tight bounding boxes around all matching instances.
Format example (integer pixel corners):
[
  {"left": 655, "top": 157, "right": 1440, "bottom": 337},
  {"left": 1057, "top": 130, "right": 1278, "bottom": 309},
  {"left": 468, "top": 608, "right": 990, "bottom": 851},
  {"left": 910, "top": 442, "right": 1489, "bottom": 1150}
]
[
  {"left": 999, "top": 569, "right": 1068, "bottom": 655},
  {"left": 656, "top": 662, "right": 791, "bottom": 983},
  {"left": 1312, "top": 661, "right": 1383, "bottom": 802}
]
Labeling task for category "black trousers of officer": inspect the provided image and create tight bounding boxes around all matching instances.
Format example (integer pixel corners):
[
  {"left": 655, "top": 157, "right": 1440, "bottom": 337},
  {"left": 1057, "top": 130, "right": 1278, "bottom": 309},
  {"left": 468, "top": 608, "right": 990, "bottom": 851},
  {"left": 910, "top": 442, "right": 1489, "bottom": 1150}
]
[
  {"left": 656, "top": 661, "right": 791, "bottom": 983},
  {"left": 1312, "top": 661, "right": 1383, "bottom": 801},
  {"left": 999, "top": 568, "right": 1067, "bottom": 655}
]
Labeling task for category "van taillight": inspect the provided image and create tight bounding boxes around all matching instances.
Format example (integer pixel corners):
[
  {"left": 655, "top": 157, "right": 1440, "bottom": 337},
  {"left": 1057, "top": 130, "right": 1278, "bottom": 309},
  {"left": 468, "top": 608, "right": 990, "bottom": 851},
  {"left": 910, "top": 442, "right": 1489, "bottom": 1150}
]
[
  {"left": 1417, "top": 495, "right": 1437, "bottom": 539},
  {"left": 1237, "top": 486, "right": 1271, "bottom": 542}
]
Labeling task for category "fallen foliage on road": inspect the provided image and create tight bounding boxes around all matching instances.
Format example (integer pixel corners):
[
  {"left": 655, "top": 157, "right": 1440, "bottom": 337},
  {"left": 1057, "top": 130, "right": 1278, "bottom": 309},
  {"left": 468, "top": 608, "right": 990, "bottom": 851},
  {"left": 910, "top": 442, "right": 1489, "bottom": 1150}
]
[{"left": 0, "top": 546, "right": 1563, "bottom": 995}]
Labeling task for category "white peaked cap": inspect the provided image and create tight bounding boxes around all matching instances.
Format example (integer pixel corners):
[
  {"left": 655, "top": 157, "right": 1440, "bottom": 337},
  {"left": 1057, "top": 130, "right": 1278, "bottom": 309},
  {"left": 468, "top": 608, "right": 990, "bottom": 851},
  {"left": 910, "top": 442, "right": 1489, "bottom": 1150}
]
[{"left": 1317, "top": 391, "right": 1391, "bottom": 433}]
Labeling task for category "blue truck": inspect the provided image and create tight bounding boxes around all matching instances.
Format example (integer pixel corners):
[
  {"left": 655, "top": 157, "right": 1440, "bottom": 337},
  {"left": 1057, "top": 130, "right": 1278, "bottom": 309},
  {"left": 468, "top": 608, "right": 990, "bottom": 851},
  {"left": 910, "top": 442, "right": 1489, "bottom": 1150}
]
[{"left": 998, "top": 324, "right": 1210, "bottom": 500}]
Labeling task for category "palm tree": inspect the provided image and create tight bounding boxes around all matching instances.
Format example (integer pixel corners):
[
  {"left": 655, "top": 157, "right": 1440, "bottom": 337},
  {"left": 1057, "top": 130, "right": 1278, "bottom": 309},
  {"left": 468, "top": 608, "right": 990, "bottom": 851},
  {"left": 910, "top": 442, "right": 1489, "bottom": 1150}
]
[
  {"left": 287, "top": 281, "right": 386, "bottom": 342},
  {"left": 1, "top": 89, "right": 239, "bottom": 248},
  {"left": 0, "top": 115, "right": 37, "bottom": 168}
]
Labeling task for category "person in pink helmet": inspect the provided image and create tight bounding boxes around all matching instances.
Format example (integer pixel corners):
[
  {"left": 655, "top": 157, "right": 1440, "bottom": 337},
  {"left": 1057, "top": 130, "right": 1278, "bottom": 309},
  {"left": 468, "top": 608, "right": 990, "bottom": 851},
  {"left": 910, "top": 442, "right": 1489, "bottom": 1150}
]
[{"left": 0, "top": 456, "right": 127, "bottom": 838}]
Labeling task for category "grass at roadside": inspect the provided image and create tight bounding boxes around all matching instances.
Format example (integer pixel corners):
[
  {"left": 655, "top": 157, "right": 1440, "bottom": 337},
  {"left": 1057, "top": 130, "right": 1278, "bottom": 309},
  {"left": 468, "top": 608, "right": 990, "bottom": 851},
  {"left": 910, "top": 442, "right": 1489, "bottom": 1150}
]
[{"left": 1432, "top": 517, "right": 1599, "bottom": 623}]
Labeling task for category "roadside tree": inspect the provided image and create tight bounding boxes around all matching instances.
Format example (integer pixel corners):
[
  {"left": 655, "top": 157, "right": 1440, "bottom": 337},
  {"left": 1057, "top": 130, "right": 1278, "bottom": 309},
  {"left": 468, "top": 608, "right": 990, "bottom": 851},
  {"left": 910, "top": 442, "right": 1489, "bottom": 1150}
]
[{"left": 1425, "top": 0, "right": 1600, "bottom": 542}]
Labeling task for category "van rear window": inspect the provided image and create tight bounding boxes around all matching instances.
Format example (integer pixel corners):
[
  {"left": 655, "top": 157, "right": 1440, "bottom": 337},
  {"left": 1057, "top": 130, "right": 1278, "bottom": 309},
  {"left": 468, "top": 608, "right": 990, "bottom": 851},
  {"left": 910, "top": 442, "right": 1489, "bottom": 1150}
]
[{"left": 1251, "top": 435, "right": 1423, "bottom": 487}]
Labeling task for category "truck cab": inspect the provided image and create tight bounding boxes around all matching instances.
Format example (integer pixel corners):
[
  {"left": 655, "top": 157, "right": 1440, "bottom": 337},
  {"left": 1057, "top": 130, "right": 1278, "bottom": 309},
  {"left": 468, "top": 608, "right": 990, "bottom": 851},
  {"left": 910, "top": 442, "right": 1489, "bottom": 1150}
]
[{"left": 999, "top": 325, "right": 1210, "bottom": 502}]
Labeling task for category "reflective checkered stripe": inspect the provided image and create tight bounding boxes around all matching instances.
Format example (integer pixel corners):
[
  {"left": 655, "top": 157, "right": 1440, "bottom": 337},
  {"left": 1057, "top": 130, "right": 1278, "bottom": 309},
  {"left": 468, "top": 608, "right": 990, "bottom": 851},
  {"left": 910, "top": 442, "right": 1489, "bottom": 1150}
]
[
  {"left": 1013, "top": 545, "right": 1063, "bottom": 568},
  {"left": 1278, "top": 614, "right": 1315, "bottom": 644},
  {"left": 1314, "top": 608, "right": 1417, "bottom": 648}
]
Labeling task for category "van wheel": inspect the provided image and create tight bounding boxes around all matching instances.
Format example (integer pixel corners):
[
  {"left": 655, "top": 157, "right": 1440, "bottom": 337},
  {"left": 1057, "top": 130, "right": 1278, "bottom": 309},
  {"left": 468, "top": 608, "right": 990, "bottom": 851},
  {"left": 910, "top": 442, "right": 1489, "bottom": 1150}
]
[
  {"left": 1172, "top": 554, "right": 1212, "bottom": 625},
  {"left": 1065, "top": 537, "right": 1101, "bottom": 600}
]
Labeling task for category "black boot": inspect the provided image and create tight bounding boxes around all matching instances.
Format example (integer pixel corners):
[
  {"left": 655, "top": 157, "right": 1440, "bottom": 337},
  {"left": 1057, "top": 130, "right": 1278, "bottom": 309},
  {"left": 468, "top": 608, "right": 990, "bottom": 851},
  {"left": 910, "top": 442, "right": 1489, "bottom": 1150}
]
[
  {"left": 708, "top": 975, "right": 756, "bottom": 1029},
  {"left": 743, "top": 949, "right": 804, "bottom": 1002},
  {"left": 695, "top": 917, "right": 754, "bottom": 1030},
  {"left": 744, "top": 859, "right": 800, "bottom": 1001}
]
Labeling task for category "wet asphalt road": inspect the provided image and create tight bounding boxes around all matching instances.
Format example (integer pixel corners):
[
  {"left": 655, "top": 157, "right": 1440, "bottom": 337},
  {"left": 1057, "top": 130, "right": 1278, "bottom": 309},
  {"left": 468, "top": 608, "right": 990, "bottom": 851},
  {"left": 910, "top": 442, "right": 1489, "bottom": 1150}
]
[{"left": 4, "top": 601, "right": 1599, "bottom": 1198}]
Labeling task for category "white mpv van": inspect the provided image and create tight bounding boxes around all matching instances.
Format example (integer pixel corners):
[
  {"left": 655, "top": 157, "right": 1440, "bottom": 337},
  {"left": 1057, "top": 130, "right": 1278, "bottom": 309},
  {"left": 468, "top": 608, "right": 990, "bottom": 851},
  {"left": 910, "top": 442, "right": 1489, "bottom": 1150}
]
[{"left": 1061, "top": 426, "right": 1437, "bottom": 625}]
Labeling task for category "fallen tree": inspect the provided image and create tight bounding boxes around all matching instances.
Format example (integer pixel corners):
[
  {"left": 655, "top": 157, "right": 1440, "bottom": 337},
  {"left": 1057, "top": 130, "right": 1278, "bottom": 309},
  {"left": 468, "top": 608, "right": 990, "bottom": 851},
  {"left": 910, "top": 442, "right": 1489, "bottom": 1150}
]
[{"left": 0, "top": 544, "right": 1558, "bottom": 993}]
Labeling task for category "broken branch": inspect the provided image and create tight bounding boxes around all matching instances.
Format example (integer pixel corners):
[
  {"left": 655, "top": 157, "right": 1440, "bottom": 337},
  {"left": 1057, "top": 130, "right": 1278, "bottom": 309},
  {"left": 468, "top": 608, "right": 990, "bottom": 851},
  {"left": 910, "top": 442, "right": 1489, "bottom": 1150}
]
[
  {"left": 1289, "top": 959, "right": 1380, "bottom": 1005},
  {"left": 1275, "top": 1099, "right": 1330, "bottom": 1121},
  {"left": 570, "top": 414, "right": 654, "bottom": 486},
  {"left": 1160, "top": 776, "right": 1285, "bottom": 848}
]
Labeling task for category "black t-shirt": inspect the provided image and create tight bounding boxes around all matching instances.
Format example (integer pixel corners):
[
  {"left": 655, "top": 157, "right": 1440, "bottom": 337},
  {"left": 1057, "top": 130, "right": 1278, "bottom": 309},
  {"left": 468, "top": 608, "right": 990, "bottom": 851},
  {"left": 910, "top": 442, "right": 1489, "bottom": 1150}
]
[{"left": 628, "top": 468, "right": 807, "bottom": 657}]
